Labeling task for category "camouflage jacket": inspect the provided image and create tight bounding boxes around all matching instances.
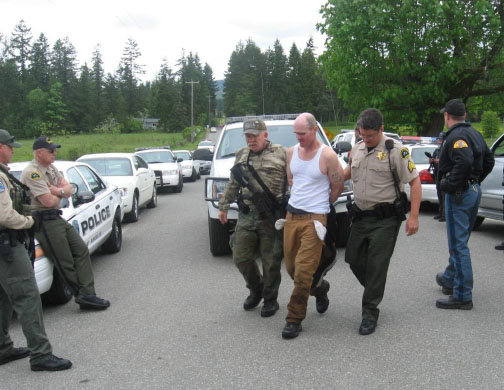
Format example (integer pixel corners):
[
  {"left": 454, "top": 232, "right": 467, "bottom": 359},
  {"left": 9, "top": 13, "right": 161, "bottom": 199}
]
[{"left": 218, "top": 141, "right": 287, "bottom": 212}]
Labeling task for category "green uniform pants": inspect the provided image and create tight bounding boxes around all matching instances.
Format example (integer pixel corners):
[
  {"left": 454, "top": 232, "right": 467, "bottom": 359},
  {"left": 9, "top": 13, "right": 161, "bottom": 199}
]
[
  {"left": 36, "top": 218, "right": 95, "bottom": 296},
  {"left": 0, "top": 244, "right": 52, "bottom": 363},
  {"left": 232, "top": 211, "right": 283, "bottom": 302},
  {"left": 345, "top": 215, "right": 401, "bottom": 322}
]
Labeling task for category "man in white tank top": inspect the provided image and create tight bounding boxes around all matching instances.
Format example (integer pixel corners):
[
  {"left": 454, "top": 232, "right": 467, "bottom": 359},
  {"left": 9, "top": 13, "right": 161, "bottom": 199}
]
[{"left": 281, "top": 113, "right": 345, "bottom": 339}]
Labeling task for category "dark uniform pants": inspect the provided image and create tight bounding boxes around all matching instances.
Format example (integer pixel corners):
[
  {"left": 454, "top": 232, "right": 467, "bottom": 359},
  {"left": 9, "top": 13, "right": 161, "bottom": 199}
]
[
  {"left": 283, "top": 212, "right": 327, "bottom": 324},
  {"left": 0, "top": 244, "right": 52, "bottom": 363},
  {"left": 36, "top": 218, "right": 95, "bottom": 296},
  {"left": 345, "top": 215, "right": 401, "bottom": 322},
  {"left": 232, "top": 211, "right": 283, "bottom": 303}
]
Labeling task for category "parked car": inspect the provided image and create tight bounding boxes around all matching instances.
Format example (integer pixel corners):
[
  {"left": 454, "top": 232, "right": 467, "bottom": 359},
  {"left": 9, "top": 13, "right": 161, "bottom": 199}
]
[
  {"left": 404, "top": 144, "right": 440, "bottom": 204},
  {"left": 210, "top": 127, "right": 217, "bottom": 133},
  {"left": 77, "top": 153, "right": 157, "bottom": 222},
  {"left": 173, "top": 149, "right": 200, "bottom": 182},
  {"left": 205, "top": 114, "right": 354, "bottom": 256},
  {"left": 197, "top": 140, "right": 215, "bottom": 153},
  {"left": 9, "top": 160, "right": 124, "bottom": 305},
  {"left": 133, "top": 148, "right": 184, "bottom": 193},
  {"left": 474, "top": 133, "right": 504, "bottom": 229},
  {"left": 192, "top": 148, "right": 212, "bottom": 175}
]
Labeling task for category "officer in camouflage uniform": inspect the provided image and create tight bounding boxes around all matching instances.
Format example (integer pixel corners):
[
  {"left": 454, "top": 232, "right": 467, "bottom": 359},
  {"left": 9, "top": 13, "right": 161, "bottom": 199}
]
[
  {"left": 0, "top": 129, "right": 71, "bottom": 371},
  {"left": 21, "top": 136, "right": 110, "bottom": 311},
  {"left": 218, "top": 119, "right": 287, "bottom": 318}
]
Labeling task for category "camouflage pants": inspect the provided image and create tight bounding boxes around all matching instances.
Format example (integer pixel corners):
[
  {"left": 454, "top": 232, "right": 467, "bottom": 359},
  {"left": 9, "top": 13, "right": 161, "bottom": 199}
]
[
  {"left": 232, "top": 211, "right": 283, "bottom": 303},
  {"left": 283, "top": 212, "right": 327, "bottom": 324}
]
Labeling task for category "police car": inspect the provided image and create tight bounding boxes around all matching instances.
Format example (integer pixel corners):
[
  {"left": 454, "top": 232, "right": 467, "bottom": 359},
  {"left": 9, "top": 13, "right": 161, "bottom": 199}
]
[
  {"left": 77, "top": 152, "right": 158, "bottom": 221},
  {"left": 173, "top": 150, "right": 201, "bottom": 182},
  {"left": 474, "top": 133, "right": 504, "bottom": 229},
  {"left": 9, "top": 160, "right": 125, "bottom": 305},
  {"left": 205, "top": 114, "right": 354, "bottom": 256},
  {"left": 133, "top": 148, "right": 184, "bottom": 193}
]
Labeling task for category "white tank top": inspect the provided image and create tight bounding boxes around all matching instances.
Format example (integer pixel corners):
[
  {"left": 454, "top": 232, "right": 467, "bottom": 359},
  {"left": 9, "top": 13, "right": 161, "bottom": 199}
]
[{"left": 289, "top": 144, "right": 330, "bottom": 214}]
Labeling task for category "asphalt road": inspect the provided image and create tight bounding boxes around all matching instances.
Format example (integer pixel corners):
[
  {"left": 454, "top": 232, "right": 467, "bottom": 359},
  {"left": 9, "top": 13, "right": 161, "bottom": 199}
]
[{"left": 3, "top": 176, "right": 504, "bottom": 389}]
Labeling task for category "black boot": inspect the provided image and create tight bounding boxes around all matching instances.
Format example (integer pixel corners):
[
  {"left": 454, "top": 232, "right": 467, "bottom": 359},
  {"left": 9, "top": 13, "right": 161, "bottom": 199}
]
[
  {"left": 282, "top": 322, "right": 302, "bottom": 339},
  {"left": 261, "top": 300, "right": 279, "bottom": 317},
  {"left": 243, "top": 287, "right": 263, "bottom": 310},
  {"left": 75, "top": 294, "right": 110, "bottom": 310},
  {"left": 30, "top": 354, "right": 72, "bottom": 371},
  {"left": 315, "top": 280, "right": 330, "bottom": 314}
]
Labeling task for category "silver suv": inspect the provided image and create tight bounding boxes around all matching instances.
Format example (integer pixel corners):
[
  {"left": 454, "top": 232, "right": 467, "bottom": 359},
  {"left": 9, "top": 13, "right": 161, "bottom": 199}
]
[
  {"left": 474, "top": 133, "right": 504, "bottom": 229},
  {"left": 205, "top": 114, "right": 353, "bottom": 256}
]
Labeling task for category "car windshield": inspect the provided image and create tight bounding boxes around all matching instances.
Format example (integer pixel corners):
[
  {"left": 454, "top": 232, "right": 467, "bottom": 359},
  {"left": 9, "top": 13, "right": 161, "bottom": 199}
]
[
  {"left": 136, "top": 151, "right": 175, "bottom": 163},
  {"left": 174, "top": 151, "right": 191, "bottom": 160},
  {"left": 410, "top": 146, "right": 438, "bottom": 165},
  {"left": 216, "top": 124, "right": 329, "bottom": 158},
  {"left": 199, "top": 141, "right": 213, "bottom": 146},
  {"left": 80, "top": 158, "right": 133, "bottom": 176}
]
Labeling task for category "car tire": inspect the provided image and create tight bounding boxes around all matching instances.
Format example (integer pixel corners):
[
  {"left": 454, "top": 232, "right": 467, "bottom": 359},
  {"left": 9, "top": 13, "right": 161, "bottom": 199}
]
[
  {"left": 335, "top": 212, "right": 351, "bottom": 247},
  {"left": 41, "top": 271, "right": 73, "bottom": 305},
  {"left": 125, "top": 193, "right": 139, "bottom": 222},
  {"left": 472, "top": 216, "right": 485, "bottom": 230},
  {"left": 147, "top": 185, "right": 157, "bottom": 208},
  {"left": 197, "top": 171, "right": 201, "bottom": 179},
  {"left": 101, "top": 214, "right": 122, "bottom": 254},
  {"left": 190, "top": 167, "right": 198, "bottom": 182},
  {"left": 174, "top": 174, "right": 184, "bottom": 193},
  {"left": 208, "top": 212, "right": 232, "bottom": 256}
]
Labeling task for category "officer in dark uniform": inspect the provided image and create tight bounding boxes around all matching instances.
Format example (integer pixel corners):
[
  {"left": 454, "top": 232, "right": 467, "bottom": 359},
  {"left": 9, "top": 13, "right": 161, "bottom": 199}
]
[
  {"left": 430, "top": 133, "right": 445, "bottom": 221},
  {"left": 435, "top": 99, "right": 495, "bottom": 309},
  {"left": 0, "top": 129, "right": 71, "bottom": 371}
]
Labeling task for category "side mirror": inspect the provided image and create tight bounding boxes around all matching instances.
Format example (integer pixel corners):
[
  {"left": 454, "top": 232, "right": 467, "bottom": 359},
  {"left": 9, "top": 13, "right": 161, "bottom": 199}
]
[
  {"left": 73, "top": 190, "right": 95, "bottom": 207},
  {"left": 424, "top": 151, "right": 432, "bottom": 158},
  {"left": 333, "top": 141, "right": 352, "bottom": 155},
  {"left": 137, "top": 167, "right": 148, "bottom": 174},
  {"left": 177, "top": 157, "right": 183, "bottom": 163}
]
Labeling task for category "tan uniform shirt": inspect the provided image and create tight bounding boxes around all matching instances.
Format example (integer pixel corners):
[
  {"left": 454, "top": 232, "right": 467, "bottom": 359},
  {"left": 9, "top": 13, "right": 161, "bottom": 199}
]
[
  {"left": 0, "top": 163, "right": 34, "bottom": 229},
  {"left": 218, "top": 141, "right": 287, "bottom": 211},
  {"left": 20, "top": 159, "right": 63, "bottom": 211},
  {"left": 350, "top": 135, "right": 418, "bottom": 211}
]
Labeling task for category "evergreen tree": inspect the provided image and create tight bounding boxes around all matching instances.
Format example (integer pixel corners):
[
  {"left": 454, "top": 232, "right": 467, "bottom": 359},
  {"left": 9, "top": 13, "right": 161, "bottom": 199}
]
[
  {"left": 10, "top": 20, "right": 32, "bottom": 84},
  {"left": 91, "top": 45, "right": 105, "bottom": 125},
  {"left": 118, "top": 38, "right": 145, "bottom": 116},
  {"left": 29, "top": 33, "right": 51, "bottom": 91},
  {"left": 45, "top": 81, "right": 69, "bottom": 134}
]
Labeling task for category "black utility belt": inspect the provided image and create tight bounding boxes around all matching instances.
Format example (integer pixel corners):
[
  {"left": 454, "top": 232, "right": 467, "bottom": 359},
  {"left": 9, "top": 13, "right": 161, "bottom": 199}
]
[
  {"left": 32, "top": 209, "right": 62, "bottom": 221},
  {"left": 353, "top": 203, "right": 397, "bottom": 219}
]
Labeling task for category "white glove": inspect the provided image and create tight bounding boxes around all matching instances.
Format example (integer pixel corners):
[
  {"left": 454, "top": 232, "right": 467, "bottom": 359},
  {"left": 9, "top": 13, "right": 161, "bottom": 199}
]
[
  {"left": 313, "top": 220, "right": 326, "bottom": 241},
  {"left": 275, "top": 219, "right": 287, "bottom": 230}
]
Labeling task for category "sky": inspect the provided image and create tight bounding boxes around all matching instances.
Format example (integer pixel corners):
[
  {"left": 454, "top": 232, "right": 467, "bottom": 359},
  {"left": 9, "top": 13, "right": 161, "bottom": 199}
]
[{"left": 1, "top": 0, "right": 328, "bottom": 81}]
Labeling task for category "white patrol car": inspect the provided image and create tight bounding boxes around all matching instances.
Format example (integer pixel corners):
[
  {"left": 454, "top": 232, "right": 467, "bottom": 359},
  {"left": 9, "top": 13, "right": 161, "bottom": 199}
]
[
  {"left": 205, "top": 114, "right": 354, "bottom": 256},
  {"left": 173, "top": 149, "right": 201, "bottom": 182},
  {"left": 9, "top": 160, "right": 125, "bottom": 305},
  {"left": 134, "top": 148, "right": 184, "bottom": 193},
  {"left": 77, "top": 152, "right": 158, "bottom": 222}
]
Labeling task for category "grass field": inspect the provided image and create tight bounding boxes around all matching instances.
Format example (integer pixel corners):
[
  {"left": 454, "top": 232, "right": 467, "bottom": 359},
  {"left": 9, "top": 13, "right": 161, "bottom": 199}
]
[{"left": 11, "top": 131, "right": 207, "bottom": 163}]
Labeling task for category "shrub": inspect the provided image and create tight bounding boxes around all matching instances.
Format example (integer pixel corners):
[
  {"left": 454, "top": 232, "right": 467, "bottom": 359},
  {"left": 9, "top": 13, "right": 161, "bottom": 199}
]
[{"left": 481, "top": 111, "right": 500, "bottom": 139}]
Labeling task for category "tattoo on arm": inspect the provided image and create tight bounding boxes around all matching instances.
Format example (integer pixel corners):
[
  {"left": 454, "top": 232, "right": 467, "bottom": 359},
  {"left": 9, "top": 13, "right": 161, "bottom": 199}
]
[{"left": 331, "top": 170, "right": 343, "bottom": 183}]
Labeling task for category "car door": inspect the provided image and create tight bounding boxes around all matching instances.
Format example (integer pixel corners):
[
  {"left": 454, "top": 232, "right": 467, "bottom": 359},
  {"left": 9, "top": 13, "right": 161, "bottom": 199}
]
[
  {"left": 133, "top": 155, "right": 150, "bottom": 205},
  {"left": 479, "top": 135, "right": 504, "bottom": 219}
]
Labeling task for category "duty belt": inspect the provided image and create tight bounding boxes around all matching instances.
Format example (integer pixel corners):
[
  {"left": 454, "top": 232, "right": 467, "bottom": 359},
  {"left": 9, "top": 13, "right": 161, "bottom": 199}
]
[
  {"left": 351, "top": 203, "right": 397, "bottom": 220},
  {"left": 32, "top": 209, "right": 63, "bottom": 221}
]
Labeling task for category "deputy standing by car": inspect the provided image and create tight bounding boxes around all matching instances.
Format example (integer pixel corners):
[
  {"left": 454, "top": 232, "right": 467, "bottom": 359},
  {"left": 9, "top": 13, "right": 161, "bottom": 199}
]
[
  {"left": 344, "top": 108, "right": 421, "bottom": 336},
  {"left": 435, "top": 99, "right": 494, "bottom": 309},
  {"left": 0, "top": 129, "right": 71, "bottom": 371},
  {"left": 218, "top": 119, "right": 287, "bottom": 318},
  {"left": 21, "top": 136, "right": 110, "bottom": 310}
]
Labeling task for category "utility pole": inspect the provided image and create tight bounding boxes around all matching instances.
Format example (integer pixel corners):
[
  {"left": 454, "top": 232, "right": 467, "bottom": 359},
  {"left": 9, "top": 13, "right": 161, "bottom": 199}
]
[
  {"left": 208, "top": 95, "right": 211, "bottom": 127},
  {"left": 185, "top": 80, "right": 199, "bottom": 142}
]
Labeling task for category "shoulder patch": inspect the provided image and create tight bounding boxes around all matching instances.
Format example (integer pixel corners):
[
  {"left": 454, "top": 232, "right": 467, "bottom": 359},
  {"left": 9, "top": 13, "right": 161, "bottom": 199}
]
[
  {"left": 400, "top": 147, "right": 410, "bottom": 159},
  {"left": 408, "top": 161, "right": 416, "bottom": 173},
  {"left": 0, "top": 179, "right": 4, "bottom": 193},
  {"left": 453, "top": 139, "right": 468, "bottom": 149},
  {"left": 30, "top": 171, "right": 41, "bottom": 180}
]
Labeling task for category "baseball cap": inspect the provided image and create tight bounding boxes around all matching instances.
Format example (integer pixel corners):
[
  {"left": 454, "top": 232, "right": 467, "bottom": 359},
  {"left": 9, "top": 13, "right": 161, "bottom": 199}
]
[
  {"left": 243, "top": 119, "right": 267, "bottom": 135},
  {"left": 33, "top": 136, "right": 61, "bottom": 150},
  {"left": 440, "top": 99, "right": 466, "bottom": 116},
  {"left": 0, "top": 129, "right": 22, "bottom": 148}
]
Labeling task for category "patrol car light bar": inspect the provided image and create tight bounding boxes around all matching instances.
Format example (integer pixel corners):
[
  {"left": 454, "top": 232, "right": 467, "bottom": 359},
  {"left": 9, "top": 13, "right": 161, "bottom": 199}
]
[
  {"left": 225, "top": 114, "right": 302, "bottom": 124},
  {"left": 135, "top": 146, "right": 171, "bottom": 151}
]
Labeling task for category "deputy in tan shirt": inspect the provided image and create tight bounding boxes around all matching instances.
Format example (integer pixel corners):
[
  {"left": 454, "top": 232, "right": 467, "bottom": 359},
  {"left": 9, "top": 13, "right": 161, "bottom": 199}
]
[{"left": 344, "top": 108, "right": 421, "bottom": 336}]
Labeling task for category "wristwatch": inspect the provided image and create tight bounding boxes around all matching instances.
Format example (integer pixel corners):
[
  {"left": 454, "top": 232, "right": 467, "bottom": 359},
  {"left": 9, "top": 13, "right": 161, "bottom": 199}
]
[{"left": 60, "top": 188, "right": 65, "bottom": 196}]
